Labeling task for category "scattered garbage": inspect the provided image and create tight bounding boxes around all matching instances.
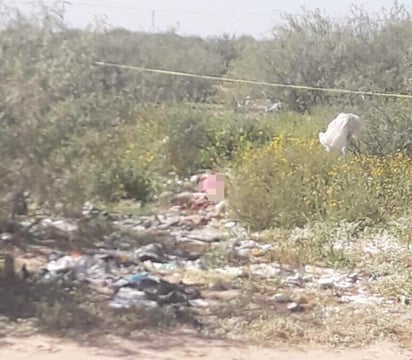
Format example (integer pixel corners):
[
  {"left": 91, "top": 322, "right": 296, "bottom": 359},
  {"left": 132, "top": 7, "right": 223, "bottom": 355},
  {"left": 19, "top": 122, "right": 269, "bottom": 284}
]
[
  {"left": 110, "top": 272, "right": 202, "bottom": 309},
  {"left": 109, "top": 288, "right": 158, "bottom": 309},
  {"left": 6, "top": 170, "right": 403, "bottom": 320}
]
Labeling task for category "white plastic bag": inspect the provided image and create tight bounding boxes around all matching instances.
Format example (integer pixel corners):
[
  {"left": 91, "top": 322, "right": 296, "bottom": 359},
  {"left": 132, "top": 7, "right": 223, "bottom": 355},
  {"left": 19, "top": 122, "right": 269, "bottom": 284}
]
[{"left": 319, "top": 113, "right": 362, "bottom": 154}]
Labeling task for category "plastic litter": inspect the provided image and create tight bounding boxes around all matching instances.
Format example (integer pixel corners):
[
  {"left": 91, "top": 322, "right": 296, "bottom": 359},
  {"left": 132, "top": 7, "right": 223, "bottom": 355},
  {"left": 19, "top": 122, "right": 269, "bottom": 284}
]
[
  {"left": 109, "top": 287, "right": 158, "bottom": 309},
  {"left": 134, "top": 243, "right": 166, "bottom": 263},
  {"left": 319, "top": 112, "right": 362, "bottom": 154}
]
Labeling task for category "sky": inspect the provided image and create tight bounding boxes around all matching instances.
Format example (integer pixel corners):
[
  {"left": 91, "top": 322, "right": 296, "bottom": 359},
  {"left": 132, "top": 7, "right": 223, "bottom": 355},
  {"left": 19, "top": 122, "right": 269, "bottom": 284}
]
[{"left": 14, "top": 0, "right": 412, "bottom": 38}]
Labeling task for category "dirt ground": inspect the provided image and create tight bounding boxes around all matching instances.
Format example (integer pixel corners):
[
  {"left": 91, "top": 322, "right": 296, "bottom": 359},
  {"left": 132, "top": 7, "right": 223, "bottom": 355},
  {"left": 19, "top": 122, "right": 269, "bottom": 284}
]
[{"left": 0, "top": 333, "right": 411, "bottom": 360}]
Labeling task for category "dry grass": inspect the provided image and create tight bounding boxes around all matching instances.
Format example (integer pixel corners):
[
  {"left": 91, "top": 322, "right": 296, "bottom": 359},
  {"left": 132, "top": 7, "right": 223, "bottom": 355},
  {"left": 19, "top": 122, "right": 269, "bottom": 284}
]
[
  {"left": 238, "top": 303, "right": 411, "bottom": 347},
  {"left": 195, "top": 217, "right": 412, "bottom": 348},
  {"left": 204, "top": 274, "right": 412, "bottom": 348}
]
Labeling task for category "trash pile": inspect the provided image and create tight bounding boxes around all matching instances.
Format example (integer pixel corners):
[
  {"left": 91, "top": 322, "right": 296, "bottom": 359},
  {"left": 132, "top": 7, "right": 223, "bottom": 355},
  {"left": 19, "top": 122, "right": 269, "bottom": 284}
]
[
  {"left": 38, "top": 250, "right": 204, "bottom": 309},
  {"left": 1, "top": 171, "right": 406, "bottom": 316}
]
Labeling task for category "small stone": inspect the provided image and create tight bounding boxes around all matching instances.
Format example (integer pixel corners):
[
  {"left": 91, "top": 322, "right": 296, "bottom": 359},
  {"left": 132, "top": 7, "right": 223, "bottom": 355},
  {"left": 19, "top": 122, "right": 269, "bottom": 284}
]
[
  {"left": 134, "top": 243, "right": 165, "bottom": 263},
  {"left": 158, "top": 217, "right": 180, "bottom": 230},
  {"left": 339, "top": 294, "right": 381, "bottom": 305},
  {"left": 304, "top": 265, "right": 335, "bottom": 276},
  {"left": 295, "top": 295, "right": 309, "bottom": 304},
  {"left": 182, "top": 181, "right": 195, "bottom": 191},
  {"left": 209, "top": 279, "right": 232, "bottom": 291},
  {"left": 172, "top": 192, "right": 200, "bottom": 205},
  {"left": 215, "top": 200, "right": 226, "bottom": 214},
  {"left": 335, "top": 281, "right": 352, "bottom": 289},
  {"left": 190, "top": 175, "right": 199, "bottom": 184},
  {"left": 48, "top": 251, "right": 64, "bottom": 262},
  {"left": 348, "top": 272, "right": 358, "bottom": 282},
  {"left": 250, "top": 263, "right": 282, "bottom": 277},
  {"left": 39, "top": 271, "right": 62, "bottom": 285},
  {"left": 0, "top": 233, "right": 13, "bottom": 242},
  {"left": 399, "top": 295, "right": 410, "bottom": 305},
  {"left": 158, "top": 191, "right": 174, "bottom": 206},
  {"left": 41, "top": 218, "right": 78, "bottom": 233},
  {"left": 184, "top": 214, "right": 207, "bottom": 227},
  {"left": 318, "top": 277, "right": 336, "bottom": 289},
  {"left": 118, "top": 242, "right": 131, "bottom": 250},
  {"left": 235, "top": 248, "right": 253, "bottom": 258},
  {"left": 187, "top": 227, "right": 225, "bottom": 243},
  {"left": 285, "top": 274, "right": 304, "bottom": 287},
  {"left": 271, "top": 293, "right": 291, "bottom": 303},
  {"left": 131, "top": 225, "right": 144, "bottom": 232},
  {"left": 176, "top": 237, "right": 210, "bottom": 255},
  {"left": 189, "top": 298, "right": 209, "bottom": 307},
  {"left": 130, "top": 230, "right": 177, "bottom": 250},
  {"left": 47, "top": 255, "right": 77, "bottom": 273},
  {"left": 202, "top": 289, "right": 241, "bottom": 302},
  {"left": 287, "top": 302, "right": 304, "bottom": 312},
  {"left": 224, "top": 221, "right": 237, "bottom": 229}
]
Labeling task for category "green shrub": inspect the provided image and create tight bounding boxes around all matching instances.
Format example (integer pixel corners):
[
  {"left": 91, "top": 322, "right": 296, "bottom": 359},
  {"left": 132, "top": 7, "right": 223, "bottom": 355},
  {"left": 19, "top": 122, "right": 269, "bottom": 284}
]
[
  {"left": 356, "top": 99, "right": 412, "bottom": 157},
  {"left": 228, "top": 133, "right": 412, "bottom": 230},
  {"left": 1, "top": 0, "right": 411, "bottom": 219},
  {"left": 159, "top": 106, "right": 298, "bottom": 176}
]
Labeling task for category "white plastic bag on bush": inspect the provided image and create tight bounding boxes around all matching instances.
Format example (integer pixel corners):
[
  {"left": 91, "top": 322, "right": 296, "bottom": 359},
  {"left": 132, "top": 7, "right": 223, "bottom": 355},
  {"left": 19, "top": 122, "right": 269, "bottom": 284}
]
[{"left": 319, "top": 113, "right": 363, "bottom": 154}]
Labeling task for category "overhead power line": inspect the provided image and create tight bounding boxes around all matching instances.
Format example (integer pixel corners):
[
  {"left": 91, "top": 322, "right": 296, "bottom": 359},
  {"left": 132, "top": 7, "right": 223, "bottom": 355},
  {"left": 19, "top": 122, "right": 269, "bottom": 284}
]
[
  {"left": 17, "top": 0, "right": 285, "bottom": 17},
  {"left": 94, "top": 61, "right": 412, "bottom": 100}
]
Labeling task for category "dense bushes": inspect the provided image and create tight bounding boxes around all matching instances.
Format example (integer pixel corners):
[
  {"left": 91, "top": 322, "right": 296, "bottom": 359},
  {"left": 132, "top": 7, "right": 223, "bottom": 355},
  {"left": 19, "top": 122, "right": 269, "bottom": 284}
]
[
  {"left": 0, "top": 1, "right": 411, "bottom": 220},
  {"left": 228, "top": 3, "right": 412, "bottom": 111},
  {"left": 359, "top": 99, "right": 412, "bottom": 157},
  {"left": 228, "top": 134, "right": 412, "bottom": 230}
]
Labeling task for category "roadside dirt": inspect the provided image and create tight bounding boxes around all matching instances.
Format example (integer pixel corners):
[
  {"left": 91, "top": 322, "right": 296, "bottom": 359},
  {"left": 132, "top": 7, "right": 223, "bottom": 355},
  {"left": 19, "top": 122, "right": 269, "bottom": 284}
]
[{"left": 0, "top": 333, "right": 411, "bottom": 360}]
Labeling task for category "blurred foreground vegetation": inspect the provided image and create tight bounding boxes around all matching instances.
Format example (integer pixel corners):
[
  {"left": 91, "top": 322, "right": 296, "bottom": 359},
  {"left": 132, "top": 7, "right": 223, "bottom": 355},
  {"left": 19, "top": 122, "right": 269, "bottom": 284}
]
[{"left": 0, "top": 0, "right": 411, "bottom": 229}]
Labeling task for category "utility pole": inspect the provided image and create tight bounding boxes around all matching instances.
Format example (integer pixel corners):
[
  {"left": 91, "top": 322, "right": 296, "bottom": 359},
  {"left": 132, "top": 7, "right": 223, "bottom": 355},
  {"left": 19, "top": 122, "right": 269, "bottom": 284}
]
[
  {"left": 59, "top": 1, "right": 71, "bottom": 21},
  {"left": 151, "top": 9, "right": 156, "bottom": 31}
]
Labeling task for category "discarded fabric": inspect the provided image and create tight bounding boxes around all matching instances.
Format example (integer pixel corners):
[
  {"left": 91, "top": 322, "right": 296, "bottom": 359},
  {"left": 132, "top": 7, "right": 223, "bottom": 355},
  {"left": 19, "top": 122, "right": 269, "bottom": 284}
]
[{"left": 319, "top": 112, "right": 363, "bottom": 154}]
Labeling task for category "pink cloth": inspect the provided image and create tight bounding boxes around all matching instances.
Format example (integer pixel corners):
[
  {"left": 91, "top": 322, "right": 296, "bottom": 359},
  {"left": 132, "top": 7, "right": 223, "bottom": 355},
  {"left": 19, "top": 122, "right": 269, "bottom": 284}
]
[
  {"left": 198, "top": 173, "right": 225, "bottom": 202},
  {"left": 199, "top": 175, "right": 217, "bottom": 192}
]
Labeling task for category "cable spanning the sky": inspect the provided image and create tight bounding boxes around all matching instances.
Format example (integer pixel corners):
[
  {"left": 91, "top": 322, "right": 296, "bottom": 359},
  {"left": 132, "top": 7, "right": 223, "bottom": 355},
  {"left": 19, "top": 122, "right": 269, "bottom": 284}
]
[
  {"left": 18, "top": 0, "right": 286, "bottom": 17},
  {"left": 14, "top": 0, "right": 394, "bottom": 36}
]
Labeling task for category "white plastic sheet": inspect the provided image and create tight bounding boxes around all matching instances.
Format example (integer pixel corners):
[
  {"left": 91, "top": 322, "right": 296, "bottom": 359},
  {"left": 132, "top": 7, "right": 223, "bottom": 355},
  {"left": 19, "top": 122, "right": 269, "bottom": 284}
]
[{"left": 319, "top": 113, "right": 362, "bottom": 154}]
